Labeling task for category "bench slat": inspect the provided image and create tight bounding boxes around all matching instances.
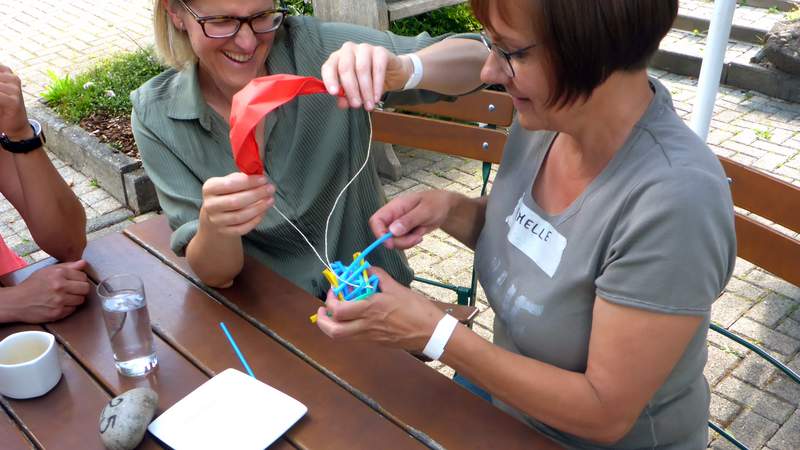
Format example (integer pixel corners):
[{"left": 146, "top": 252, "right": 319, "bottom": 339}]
[
  {"left": 371, "top": 110, "right": 506, "bottom": 164},
  {"left": 395, "top": 90, "right": 514, "bottom": 127},
  {"left": 735, "top": 213, "right": 800, "bottom": 288},
  {"left": 720, "top": 156, "right": 800, "bottom": 234}
]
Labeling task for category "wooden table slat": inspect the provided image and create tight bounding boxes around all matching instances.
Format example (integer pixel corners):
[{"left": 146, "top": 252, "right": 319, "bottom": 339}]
[
  {"left": 0, "top": 403, "right": 33, "bottom": 450},
  {"left": 124, "top": 216, "right": 560, "bottom": 449},
  {"left": 82, "top": 234, "right": 423, "bottom": 450}
]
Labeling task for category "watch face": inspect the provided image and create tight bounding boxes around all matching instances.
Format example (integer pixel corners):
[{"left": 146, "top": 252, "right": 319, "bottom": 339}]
[{"left": 29, "top": 119, "right": 42, "bottom": 137}]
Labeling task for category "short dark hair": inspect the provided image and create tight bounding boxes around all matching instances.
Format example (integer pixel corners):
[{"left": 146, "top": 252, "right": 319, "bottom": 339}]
[{"left": 470, "top": 0, "right": 678, "bottom": 108}]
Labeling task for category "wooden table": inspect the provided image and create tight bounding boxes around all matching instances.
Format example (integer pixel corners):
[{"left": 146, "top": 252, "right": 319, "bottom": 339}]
[{"left": 0, "top": 217, "right": 559, "bottom": 449}]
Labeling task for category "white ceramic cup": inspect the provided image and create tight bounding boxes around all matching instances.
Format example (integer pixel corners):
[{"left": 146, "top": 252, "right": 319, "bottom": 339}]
[{"left": 0, "top": 331, "right": 62, "bottom": 399}]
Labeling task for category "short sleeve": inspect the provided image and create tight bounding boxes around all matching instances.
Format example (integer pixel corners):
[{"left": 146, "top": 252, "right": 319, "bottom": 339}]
[
  {"left": 131, "top": 107, "right": 202, "bottom": 257},
  {"left": 595, "top": 167, "right": 736, "bottom": 315}
]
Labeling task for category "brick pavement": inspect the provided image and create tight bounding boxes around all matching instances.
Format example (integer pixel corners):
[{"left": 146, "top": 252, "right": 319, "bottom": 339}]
[{"left": 0, "top": 1, "right": 798, "bottom": 448}]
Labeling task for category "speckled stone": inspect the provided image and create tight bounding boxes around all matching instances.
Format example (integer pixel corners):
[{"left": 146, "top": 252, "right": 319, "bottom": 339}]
[{"left": 99, "top": 387, "right": 158, "bottom": 450}]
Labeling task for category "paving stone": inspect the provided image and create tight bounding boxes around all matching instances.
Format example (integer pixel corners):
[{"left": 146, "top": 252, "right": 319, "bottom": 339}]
[
  {"left": 733, "top": 353, "right": 778, "bottom": 387},
  {"left": 776, "top": 316, "right": 800, "bottom": 340},
  {"left": 731, "top": 317, "right": 800, "bottom": 356},
  {"left": 717, "top": 377, "right": 794, "bottom": 424},
  {"left": 732, "top": 258, "right": 756, "bottom": 278},
  {"left": 409, "top": 171, "right": 455, "bottom": 190},
  {"left": 746, "top": 293, "right": 797, "bottom": 328},
  {"left": 710, "top": 392, "right": 742, "bottom": 425},
  {"left": 474, "top": 306, "right": 495, "bottom": 331},
  {"left": 725, "top": 277, "right": 768, "bottom": 301},
  {"left": 765, "top": 372, "right": 800, "bottom": 406},
  {"left": 407, "top": 252, "right": 442, "bottom": 278},
  {"left": 727, "top": 409, "right": 781, "bottom": 449},
  {"left": 745, "top": 270, "right": 800, "bottom": 300},
  {"left": 713, "top": 292, "right": 756, "bottom": 328},
  {"left": 417, "top": 237, "right": 460, "bottom": 260},
  {"left": 706, "top": 344, "right": 743, "bottom": 386},
  {"left": 767, "top": 410, "right": 800, "bottom": 450}
]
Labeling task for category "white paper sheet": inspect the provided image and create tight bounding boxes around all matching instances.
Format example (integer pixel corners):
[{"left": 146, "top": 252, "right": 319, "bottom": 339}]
[{"left": 147, "top": 368, "right": 307, "bottom": 450}]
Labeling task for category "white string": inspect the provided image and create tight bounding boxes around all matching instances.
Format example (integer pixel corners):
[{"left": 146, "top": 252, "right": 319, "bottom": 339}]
[{"left": 269, "top": 109, "right": 376, "bottom": 289}]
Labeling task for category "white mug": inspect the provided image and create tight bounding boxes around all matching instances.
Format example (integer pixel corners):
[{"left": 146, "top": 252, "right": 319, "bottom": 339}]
[{"left": 0, "top": 331, "right": 62, "bottom": 399}]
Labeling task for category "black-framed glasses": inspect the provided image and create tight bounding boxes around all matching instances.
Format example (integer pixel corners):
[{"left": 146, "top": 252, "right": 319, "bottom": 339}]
[
  {"left": 480, "top": 32, "right": 536, "bottom": 78},
  {"left": 177, "top": 0, "right": 287, "bottom": 39}
]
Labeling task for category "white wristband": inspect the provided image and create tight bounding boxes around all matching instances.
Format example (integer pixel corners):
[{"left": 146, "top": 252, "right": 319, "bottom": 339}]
[
  {"left": 401, "top": 53, "right": 424, "bottom": 91},
  {"left": 422, "top": 314, "right": 459, "bottom": 361}
]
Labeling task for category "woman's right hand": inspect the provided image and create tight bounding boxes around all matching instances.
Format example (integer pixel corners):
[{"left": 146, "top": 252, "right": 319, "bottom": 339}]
[
  {"left": 369, "top": 190, "right": 454, "bottom": 250},
  {"left": 199, "top": 172, "right": 275, "bottom": 237},
  {"left": 321, "top": 42, "right": 413, "bottom": 111}
]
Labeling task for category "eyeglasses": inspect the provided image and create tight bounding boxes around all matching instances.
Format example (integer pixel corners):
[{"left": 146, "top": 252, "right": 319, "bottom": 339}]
[
  {"left": 177, "top": 0, "right": 287, "bottom": 39},
  {"left": 480, "top": 32, "right": 537, "bottom": 78}
]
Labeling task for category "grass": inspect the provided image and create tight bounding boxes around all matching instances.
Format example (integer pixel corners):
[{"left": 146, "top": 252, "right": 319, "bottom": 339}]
[
  {"left": 89, "top": 178, "right": 101, "bottom": 188},
  {"left": 788, "top": 6, "right": 800, "bottom": 22},
  {"left": 755, "top": 128, "right": 774, "bottom": 141},
  {"left": 41, "top": 47, "right": 164, "bottom": 124}
]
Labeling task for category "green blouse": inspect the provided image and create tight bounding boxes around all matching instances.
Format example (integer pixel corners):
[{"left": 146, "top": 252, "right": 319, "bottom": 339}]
[{"left": 131, "top": 16, "right": 455, "bottom": 296}]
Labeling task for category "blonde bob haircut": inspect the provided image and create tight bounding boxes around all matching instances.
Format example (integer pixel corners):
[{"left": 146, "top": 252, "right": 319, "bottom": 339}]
[{"left": 153, "top": 0, "right": 197, "bottom": 70}]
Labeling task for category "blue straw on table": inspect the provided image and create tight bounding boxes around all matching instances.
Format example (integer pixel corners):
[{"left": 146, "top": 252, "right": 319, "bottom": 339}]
[{"left": 219, "top": 322, "right": 255, "bottom": 378}]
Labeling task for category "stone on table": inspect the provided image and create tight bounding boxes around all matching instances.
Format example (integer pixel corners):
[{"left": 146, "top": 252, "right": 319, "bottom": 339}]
[{"left": 99, "top": 387, "right": 159, "bottom": 450}]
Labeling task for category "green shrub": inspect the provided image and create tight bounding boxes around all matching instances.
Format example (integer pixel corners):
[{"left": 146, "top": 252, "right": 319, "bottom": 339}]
[
  {"left": 282, "top": 0, "right": 313, "bottom": 15},
  {"left": 390, "top": 3, "right": 481, "bottom": 37},
  {"left": 41, "top": 47, "right": 165, "bottom": 123}
]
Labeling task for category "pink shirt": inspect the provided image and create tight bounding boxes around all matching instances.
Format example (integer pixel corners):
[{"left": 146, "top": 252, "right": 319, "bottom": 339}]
[{"left": 0, "top": 234, "right": 26, "bottom": 276}]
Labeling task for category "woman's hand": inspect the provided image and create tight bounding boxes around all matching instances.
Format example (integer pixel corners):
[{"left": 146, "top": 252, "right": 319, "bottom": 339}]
[
  {"left": 199, "top": 172, "right": 275, "bottom": 237},
  {"left": 315, "top": 267, "right": 443, "bottom": 351},
  {"left": 321, "top": 42, "right": 413, "bottom": 111},
  {"left": 369, "top": 190, "right": 455, "bottom": 250}
]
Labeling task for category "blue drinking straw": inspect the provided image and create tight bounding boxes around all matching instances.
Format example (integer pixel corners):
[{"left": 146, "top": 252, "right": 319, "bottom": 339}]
[{"left": 219, "top": 322, "right": 255, "bottom": 378}]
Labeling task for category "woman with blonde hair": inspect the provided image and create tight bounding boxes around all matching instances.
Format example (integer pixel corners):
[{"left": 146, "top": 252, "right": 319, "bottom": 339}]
[
  {"left": 132, "top": 0, "right": 485, "bottom": 294},
  {"left": 317, "top": 1, "right": 736, "bottom": 448}
]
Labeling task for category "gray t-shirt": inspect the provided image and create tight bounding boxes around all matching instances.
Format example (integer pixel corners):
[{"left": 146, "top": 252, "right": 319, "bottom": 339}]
[{"left": 474, "top": 79, "right": 736, "bottom": 449}]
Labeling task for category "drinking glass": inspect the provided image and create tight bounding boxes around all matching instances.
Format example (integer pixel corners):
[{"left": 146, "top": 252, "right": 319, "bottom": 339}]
[{"left": 97, "top": 274, "right": 157, "bottom": 376}]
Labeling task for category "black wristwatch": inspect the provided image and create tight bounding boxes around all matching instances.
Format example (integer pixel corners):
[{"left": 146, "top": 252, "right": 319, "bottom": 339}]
[{"left": 0, "top": 119, "right": 46, "bottom": 153}]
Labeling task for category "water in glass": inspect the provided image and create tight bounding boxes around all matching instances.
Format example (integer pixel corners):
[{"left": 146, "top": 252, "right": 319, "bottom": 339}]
[{"left": 101, "top": 291, "right": 157, "bottom": 376}]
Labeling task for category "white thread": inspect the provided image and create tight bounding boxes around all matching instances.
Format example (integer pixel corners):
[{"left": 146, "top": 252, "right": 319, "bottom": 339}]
[{"left": 269, "top": 110, "right": 376, "bottom": 290}]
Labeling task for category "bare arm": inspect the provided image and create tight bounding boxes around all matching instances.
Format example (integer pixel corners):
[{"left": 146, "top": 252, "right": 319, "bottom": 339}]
[
  {"left": 186, "top": 173, "right": 274, "bottom": 288},
  {"left": 320, "top": 287, "right": 702, "bottom": 444},
  {"left": 0, "top": 65, "right": 86, "bottom": 261},
  {"left": 441, "top": 298, "right": 703, "bottom": 443}
]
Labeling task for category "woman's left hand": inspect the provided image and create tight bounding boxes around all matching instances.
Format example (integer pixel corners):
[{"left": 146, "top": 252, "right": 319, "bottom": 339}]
[{"left": 315, "top": 267, "right": 443, "bottom": 351}]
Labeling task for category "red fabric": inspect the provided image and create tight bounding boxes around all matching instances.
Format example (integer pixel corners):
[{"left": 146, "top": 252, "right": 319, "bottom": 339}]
[
  {"left": 230, "top": 74, "right": 343, "bottom": 175},
  {"left": 0, "top": 233, "right": 26, "bottom": 276}
]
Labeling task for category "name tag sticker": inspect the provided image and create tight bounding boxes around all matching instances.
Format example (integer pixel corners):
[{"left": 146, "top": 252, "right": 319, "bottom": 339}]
[{"left": 504, "top": 197, "right": 566, "bottom": 277}]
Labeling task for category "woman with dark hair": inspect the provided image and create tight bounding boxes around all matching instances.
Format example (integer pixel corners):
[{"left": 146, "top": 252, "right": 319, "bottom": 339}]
[{"left": 317, "top": 1, "right": 736, "bottom": 448}]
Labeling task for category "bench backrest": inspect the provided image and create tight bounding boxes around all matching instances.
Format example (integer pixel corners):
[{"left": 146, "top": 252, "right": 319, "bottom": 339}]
[
  {"left": 719, "top": 156, "right": 800, "bottom": 287},
  {"left": 371, "top": 89, "right": 512, "bottom": 165}
]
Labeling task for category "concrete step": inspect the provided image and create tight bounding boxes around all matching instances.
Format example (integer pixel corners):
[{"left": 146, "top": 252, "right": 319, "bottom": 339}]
[
  {"left": 675, "top": 0, "right": 788, "bottom": 44},
  {"left": 653, "top": 28, "right": 800, "bottom": 103}
]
